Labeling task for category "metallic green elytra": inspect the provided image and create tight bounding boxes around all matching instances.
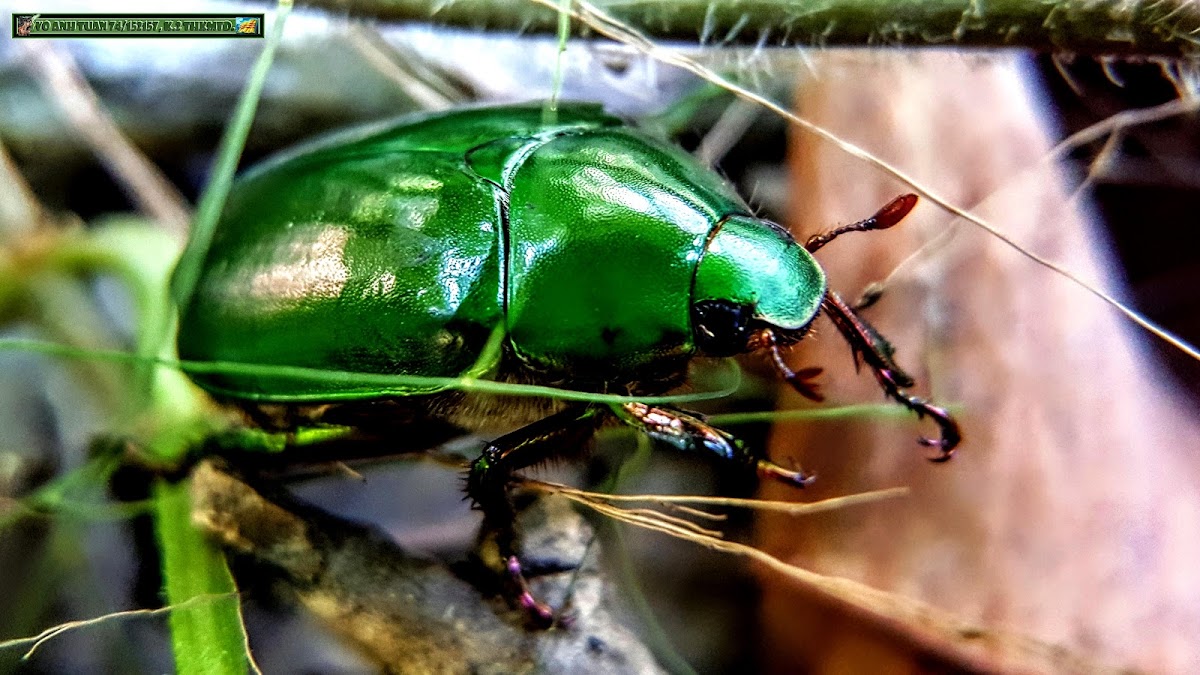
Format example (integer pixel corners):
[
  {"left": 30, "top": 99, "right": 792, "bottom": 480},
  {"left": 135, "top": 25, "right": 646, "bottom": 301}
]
[{"left": 176, "top": 103, "right": 827, "bottom": 401}]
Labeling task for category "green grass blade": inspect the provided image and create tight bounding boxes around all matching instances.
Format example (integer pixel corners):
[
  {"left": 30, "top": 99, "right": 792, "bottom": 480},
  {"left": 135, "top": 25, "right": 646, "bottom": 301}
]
[
  {"left": 165, "top": 0, "right": 293, "bottom": 343},
  {"left": 154, "top": 478, "right": 249, "bottom": 675},
  {"left": 148, "top": 3, "right": 293, "bottom": 670},
  {"left": 542, "top": 0, "right": 572, "bottom": 124},
  {"left": 0, "top": 338, "right": 742, "bottom": 406}
]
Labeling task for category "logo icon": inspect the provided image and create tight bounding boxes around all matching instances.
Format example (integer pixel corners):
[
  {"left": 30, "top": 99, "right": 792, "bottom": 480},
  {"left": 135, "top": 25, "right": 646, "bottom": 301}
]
[
  {"left": 235, "top": 17, "right": 258, "bottom": 34},
  {"left": 15, "top": 14, "right": 34, "bottom": 36}
]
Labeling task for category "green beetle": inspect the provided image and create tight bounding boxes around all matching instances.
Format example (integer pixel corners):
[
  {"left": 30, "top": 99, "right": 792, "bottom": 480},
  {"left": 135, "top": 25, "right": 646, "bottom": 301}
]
[{"left": 176, "top": 102, "right": 959, "bottom": 625}]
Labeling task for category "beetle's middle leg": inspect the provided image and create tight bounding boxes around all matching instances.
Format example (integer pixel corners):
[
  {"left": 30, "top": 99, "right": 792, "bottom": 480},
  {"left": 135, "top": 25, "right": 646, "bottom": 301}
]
[
  {"left": 613, "top": 403, "right": 813, "bottom": 488},
  {"left": 465, "top": 404, "right": 605, "bottom": 626}
]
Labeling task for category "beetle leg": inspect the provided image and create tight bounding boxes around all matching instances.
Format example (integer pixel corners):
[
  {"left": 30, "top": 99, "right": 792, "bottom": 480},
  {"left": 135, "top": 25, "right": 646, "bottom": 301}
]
[
  {"left": 804, "top": 193, "right": 918, "bottom": 253},
  {"left": 821, "top": 291, "right": 962, "bottom": 459},
  {"left": 614, "top": 402, "right": 814, "bottom": 488},
  {"left": 754, "top": 328, "right": 826, "bottom": 402},
  {"left": 465, "top": 404, "right": 605, "bottom": 627}
]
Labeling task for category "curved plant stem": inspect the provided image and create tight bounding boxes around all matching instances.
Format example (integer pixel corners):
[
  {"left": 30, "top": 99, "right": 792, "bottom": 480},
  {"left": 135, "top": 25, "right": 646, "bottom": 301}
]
[{"left": 299, "top": 0, "right": 1200, "bottom": 57}]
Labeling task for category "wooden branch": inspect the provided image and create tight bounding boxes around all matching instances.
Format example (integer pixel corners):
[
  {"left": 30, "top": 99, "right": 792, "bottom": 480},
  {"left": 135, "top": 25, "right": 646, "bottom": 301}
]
[{"left": 189, "top": 459, "right": 665, "bottom": 674}]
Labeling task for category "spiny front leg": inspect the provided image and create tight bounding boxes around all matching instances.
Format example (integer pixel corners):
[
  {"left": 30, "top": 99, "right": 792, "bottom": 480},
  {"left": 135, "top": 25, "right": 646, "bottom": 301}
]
[
  {"left": 821, "top": 291, "right": 962, "bottom": 459},
  {"left": 465, "top": 404, "right": 604, "bottom": 627},
  {"left": 613, "top": 402, "right": 814, "bottom": 488}
]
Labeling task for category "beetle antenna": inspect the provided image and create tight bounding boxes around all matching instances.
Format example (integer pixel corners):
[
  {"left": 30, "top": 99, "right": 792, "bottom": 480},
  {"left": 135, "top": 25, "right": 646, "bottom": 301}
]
[
  {"left": 754, "top": 328, "right": 825, "bottom": 402},
  {"left": 820, "top": 291, "right": 961, "bottom": 460},
  {"left": 804, "top": 194, "right": 918, "bottom": 253}
]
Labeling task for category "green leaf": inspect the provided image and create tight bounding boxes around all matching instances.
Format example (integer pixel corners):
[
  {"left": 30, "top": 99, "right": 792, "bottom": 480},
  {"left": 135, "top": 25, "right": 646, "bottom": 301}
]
[{"left": 153, "top": 478, "right": 249, "bottom": 675}]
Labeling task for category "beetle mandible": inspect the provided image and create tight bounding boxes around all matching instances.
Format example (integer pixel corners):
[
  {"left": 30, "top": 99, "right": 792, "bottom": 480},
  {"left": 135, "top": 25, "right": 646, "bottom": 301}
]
[{"left": 175, "top": 102, "right": 960, "bottom": 625}]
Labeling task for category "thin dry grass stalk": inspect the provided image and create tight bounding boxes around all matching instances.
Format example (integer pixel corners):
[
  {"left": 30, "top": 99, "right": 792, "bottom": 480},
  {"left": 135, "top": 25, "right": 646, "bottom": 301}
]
[
  {"left": 529, "top": 479, "right": 1123, "bottom": 673},
  {"left": 0, "top": 593, "right": 239, "bottom": 661},
  {"left": 527, "top": 479, "right": 908, "bottom": 516}
]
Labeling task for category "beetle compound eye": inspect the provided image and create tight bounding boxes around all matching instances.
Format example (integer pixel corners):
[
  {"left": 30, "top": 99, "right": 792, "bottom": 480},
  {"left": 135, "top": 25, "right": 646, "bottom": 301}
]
[{"left": 691, "top": 300, "right": 755, "bottom": 357}]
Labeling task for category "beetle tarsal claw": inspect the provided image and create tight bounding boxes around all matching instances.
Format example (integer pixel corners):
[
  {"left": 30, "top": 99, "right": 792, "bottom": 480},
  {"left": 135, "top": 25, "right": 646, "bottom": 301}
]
[
  {"left": 757, "top": 459, "right": 815, "bottom": 487},
  {"left": 886, "top": 390, "right": 961, "bottom": 460},
  {"left": 912, "top": 401, "right": 960, "bottom": 461},
  {"left": 505, "top": 555, "right": 561, "bottom": 628},
  {"left": 760, "top": 329, "right": 826, "bottom": 402},
  {"left": 784, "top": 366, "right": 825, "bottom": 402}
]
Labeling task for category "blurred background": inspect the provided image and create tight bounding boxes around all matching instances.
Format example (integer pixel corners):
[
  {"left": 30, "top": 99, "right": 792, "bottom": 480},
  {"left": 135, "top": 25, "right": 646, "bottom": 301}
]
[{"left": 1, "top": 1, "right": 1199, "bottom": 673}]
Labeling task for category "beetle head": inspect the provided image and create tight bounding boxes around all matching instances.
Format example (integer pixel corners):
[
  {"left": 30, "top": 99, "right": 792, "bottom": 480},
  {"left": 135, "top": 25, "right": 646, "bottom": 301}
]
[{"left": 690, "top": 215, "right": 826, "bottom": 356}]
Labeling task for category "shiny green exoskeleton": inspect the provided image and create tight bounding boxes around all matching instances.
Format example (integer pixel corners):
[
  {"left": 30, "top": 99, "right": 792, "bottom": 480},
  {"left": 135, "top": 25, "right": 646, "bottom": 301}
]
[
  {"left": 176, "top": 103, "right": 960, "bottom": 626},
  {"left": 178, "top": 103, "right": 823, "bottom": 398}
]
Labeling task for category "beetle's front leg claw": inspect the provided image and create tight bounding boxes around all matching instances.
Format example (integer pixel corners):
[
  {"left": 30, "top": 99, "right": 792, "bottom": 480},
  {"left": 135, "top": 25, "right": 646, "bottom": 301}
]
[
  {"left": 875, "top": 369, "right": 961, "bottom": 460},
  {"left": 784, "top": 366, "right": 825, "bottom": 403},
  {"left": 911, "top": 399, "right": 960, "bottom": 462}
]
